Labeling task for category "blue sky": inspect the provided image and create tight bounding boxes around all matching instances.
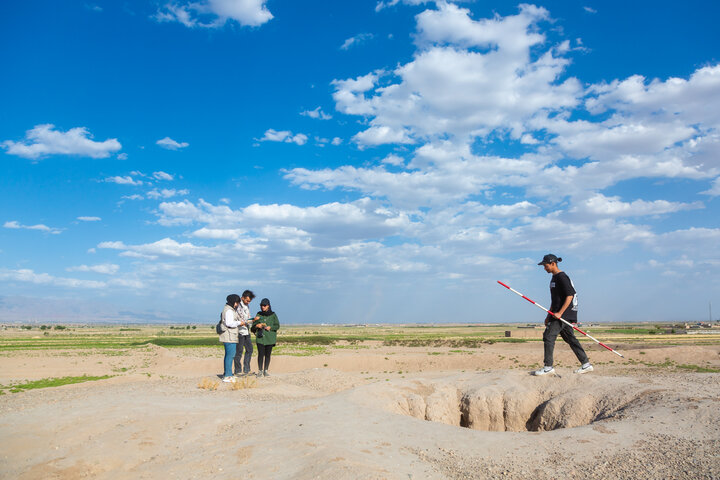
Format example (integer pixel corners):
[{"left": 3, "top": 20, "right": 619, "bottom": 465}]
[{"left": 1, "top": 0, "right": 719, "bottom": 324}]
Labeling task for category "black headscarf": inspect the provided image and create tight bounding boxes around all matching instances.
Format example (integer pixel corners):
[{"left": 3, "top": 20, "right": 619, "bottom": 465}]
[{"left": 257, "top": 298, "right": 273, "bottom": 316}]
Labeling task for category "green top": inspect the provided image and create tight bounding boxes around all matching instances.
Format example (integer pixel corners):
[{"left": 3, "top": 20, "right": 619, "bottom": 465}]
[{"left": 252, "top": 312, "right": 280, "bottom": 346}]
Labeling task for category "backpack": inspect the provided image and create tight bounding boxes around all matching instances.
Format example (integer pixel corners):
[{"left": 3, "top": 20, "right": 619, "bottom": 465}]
[{"left": 216, "top": 310, "right": 227, "bottom": 335}]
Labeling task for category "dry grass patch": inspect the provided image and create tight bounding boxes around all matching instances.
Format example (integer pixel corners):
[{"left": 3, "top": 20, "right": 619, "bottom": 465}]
[
  {"left": 231, "top": 376, "right": 257, "bottom": 390},
  {"left": 197, "top": 378, "right": 219, "bottom": 390}
]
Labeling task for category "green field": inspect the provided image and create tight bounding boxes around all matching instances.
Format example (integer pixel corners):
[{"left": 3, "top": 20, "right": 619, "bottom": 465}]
[{"left": 1, "top": 322, "right": 718, "bottom": 352}]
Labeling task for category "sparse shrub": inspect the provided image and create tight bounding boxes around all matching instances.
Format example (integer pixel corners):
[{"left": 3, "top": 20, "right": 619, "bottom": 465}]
[
  {"left": 197, "top": 378, "right": 219, "bottom": 390},
  {"left": 54, "top": 325, "right": 66, "bottom": 330},
  {"left": 231, "top": 376, "right": 257, "bottom": 390}
]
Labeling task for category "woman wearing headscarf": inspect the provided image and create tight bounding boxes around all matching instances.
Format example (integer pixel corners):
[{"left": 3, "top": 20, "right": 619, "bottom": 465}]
[
  {"left": 251, "top": 298, "right": 280, "bottom": 377},
  {"left": 218, "top": 294, "right": 245, "bottom": 382}
]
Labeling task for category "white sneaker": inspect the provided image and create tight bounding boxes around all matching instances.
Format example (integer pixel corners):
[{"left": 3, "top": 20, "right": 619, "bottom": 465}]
[
  {"left": 222, "top": 376, "right": 236, "bottom": 383},
  {"left": 574, "top": 363, "right": 593, "bottom": 374},
  {"left": 533, "top": 366, "right": 555, "bottom": 376}
]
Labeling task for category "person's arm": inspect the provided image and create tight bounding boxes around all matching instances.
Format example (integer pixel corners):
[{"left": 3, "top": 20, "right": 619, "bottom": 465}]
[
  {"left": 224, "top": 309, "right": 242, "bottom": 328},
  {"left": 554, "top": 295, "right": 574, "bottom": 320},
  {"left": 268, "top": 314, "right": 279, "bottom": 331}
]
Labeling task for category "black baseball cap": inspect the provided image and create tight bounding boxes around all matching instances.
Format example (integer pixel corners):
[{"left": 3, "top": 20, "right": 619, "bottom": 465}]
[{"left": 538, "top": 254, "right": 562, "bottom": 265}]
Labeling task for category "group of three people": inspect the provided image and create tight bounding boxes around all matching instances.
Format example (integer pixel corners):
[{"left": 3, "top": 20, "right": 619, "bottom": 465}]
[{"left": 219, "top": 290, "right": 280, "bottom": 383}]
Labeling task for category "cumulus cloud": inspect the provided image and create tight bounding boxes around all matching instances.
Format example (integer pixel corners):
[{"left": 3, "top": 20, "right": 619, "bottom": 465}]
[
  {"left": 300, "top": 107, "right": 332, "bottom": 120},
  {"left": 4, "top": 220, "right": 62, "bottom": 234},
  {"left": 154, "top": 0, "right": 273, "bottom": 28},
  {"left": 77, "top": 216, "right": 102, "bottom": 222},
  {"left": 153, "top": 171, "right": 175, "bottom": 181},
  {"left": 333, "top": 4, "right": 581, "bottom": 147},
  {"left": 259, "top": 129, "right": 308, "bottom": 146},
  {"left": 105, "top": 176, "right": 144, "bottom": 186},
  {"left": 99, "top": 237, "right": 223, "bottom": 259},
  {"left": 2, "top": 124, "right": 121, "bottom": 159},
  {"left": 156, "top": 137, "right": 189, "bottom": 150}
]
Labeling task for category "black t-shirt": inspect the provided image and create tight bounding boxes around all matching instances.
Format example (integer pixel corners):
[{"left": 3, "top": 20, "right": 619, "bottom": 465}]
[{"left": 549, "top": 271, "right": 578, "bottom": 322}]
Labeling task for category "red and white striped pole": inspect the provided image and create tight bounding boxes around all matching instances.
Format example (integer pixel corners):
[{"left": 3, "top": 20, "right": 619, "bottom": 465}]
[{"left": 497, "top": 280, "right": 624, "bottom": 358}]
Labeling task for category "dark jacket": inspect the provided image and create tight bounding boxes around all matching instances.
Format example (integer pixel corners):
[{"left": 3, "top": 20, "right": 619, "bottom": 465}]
[{"left": 252, "top": 312, "right": 279, "bottom": 346}]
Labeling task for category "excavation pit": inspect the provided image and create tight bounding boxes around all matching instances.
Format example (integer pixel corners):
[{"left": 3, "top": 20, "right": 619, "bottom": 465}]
[{"left": 386, "top": 376, "right": 640, "bottom": 432}]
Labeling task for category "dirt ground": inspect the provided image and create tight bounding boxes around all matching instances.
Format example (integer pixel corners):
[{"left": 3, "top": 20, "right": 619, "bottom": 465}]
[{"left": 1, "top": 341, "right": 719, "bottom": 479}]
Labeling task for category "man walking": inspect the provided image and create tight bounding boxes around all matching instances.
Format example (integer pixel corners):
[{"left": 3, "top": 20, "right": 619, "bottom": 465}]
[
  {"left": 534, "top": 254, "right": 593, "bottom": 376},
  {"left": 234, "top": 290, "right": 255, "bottom": 376}
]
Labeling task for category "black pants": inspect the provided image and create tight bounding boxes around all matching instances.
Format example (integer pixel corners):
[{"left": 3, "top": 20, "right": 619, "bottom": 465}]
[
  {"left": 543, "top": 320, "right": 589, "bottom": 367},
  {"left": 257, "top": 343, "right": 274, "bottom": 371},
  {"left": 234, "top": 334, "right": 253, "bottom": 374}
]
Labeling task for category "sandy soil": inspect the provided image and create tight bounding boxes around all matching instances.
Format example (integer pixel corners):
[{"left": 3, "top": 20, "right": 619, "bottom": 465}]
[{"left": 1, "top": 342, "right": 719, "bottom": 479}]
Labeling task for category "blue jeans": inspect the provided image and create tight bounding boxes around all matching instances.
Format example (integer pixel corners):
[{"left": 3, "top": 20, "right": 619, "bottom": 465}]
[{"left": 223, "top": 342, "right": 237, "bottom": 377}]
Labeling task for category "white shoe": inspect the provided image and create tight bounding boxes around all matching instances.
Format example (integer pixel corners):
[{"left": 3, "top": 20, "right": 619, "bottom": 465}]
[
  {"left": 574, "top": 363, "right": 593, "bottom": 374},
  {"left": 222, "top": 376, "right": 236, "bottom": 383},
  {"left": 533, "top": 366, "right": 555, "bottom": 376}
]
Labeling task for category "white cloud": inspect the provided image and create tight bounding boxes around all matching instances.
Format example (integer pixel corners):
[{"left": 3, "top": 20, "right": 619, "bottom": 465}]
[
  {"left": 331, "top": 137, "right": 342, "bottom": 146},
  {"left": 333, "top": 4, "right": 581, "bottom": 146},
  {"left": 4, "top": 220, "right": 62, "bottom": 234},
  {"left": 570, "top": 194, "right": 704, "bottom": 218},
  {"left": 67, "top": 264, "right": 120, "bottom": 275},
  {"left": 153, "top": 171, "right": 175, "bottom": 181},
  {"left": 340, "top": 33, "right": 374, "bottom": 50},
  {"left": 105, "top": 176, "right": 144, "bottom": 186},
  {"left": 353, "top": 126, "right": 415, "bottom": 146},
  {"left": 146, "top": 188, "right": 190, "bottom": 199},
  {"left": 0, "top": 268, "right": 106, "bottom": 289},
  {"left": 155, "top": 197, "right": 414, "bottom": 246},
  {"left": 301, "top": 107, "right": 332, "bottom": 120},
  {"left": 381, "top": 154, "right": 405, "bottom": 166},
  {"left": 117, "top": 153, "right": 128, "bottom": 160},
  {"left": 156, "top": 137, "right": 189, "bottom": 150},
  {"left": 154, "top": 0, "right": 273, "bottom": 28},
  {"left": 583, "top": 6, "right": 597, "bottom": 14},
  {"left": 375, "top": 0, "right": 429, "bottom": 12},
  {"left": 701, "top": 177, "right": 720, "bottom": 196},
  {"left": 99, "top": 237, "right": 222, "bottom": 258},
  {"left": 259, "top": 129, "right": 308, "bottom": 146},
  {"left": 77, "top": 216, "right": 102, "bottom": 222},
  {"left": 2, "top": 124, "right": 121, "bottom": 159}
]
